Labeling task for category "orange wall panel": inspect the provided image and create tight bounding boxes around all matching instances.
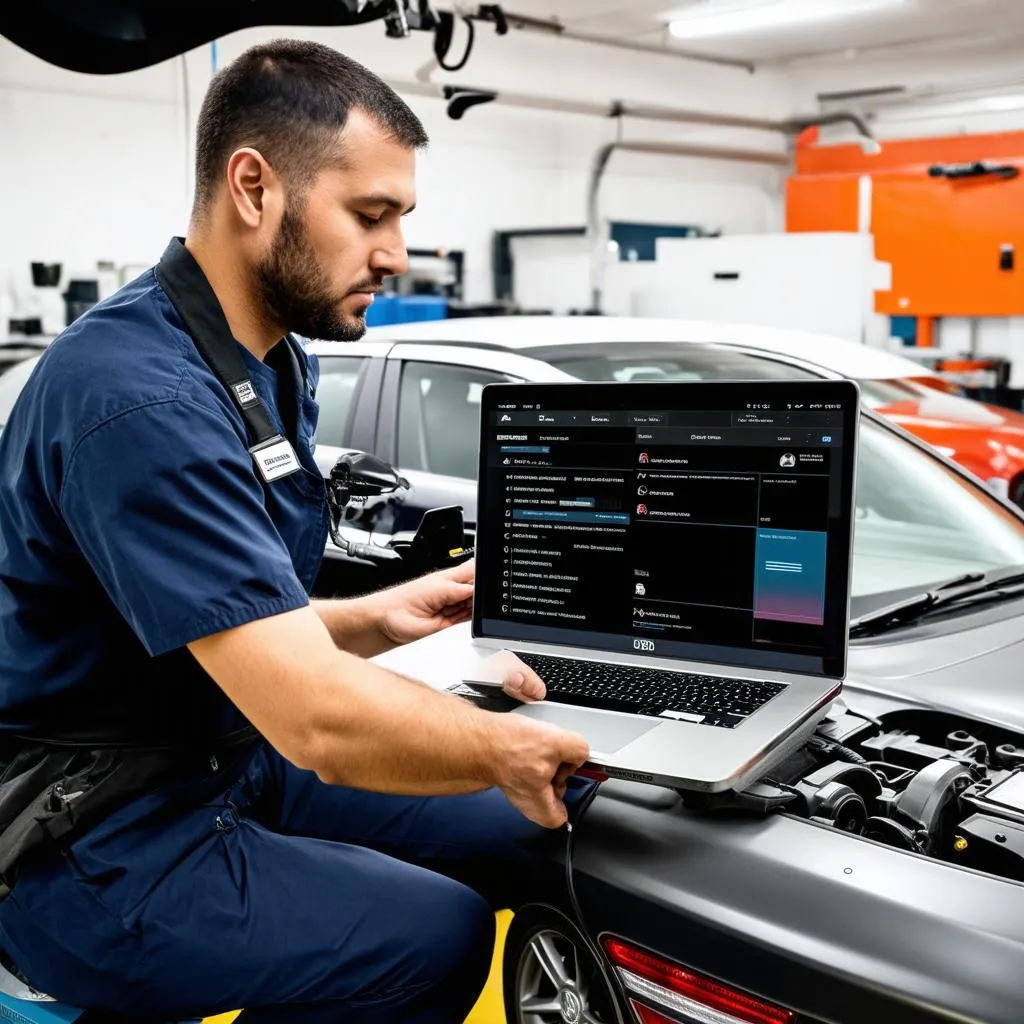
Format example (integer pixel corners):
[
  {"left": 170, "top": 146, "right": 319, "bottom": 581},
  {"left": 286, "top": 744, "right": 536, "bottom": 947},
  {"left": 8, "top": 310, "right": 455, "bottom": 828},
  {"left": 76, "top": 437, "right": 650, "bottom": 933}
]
[
  {"left": 786, "top": 177, "right": 859, "bottom": 233},
  {"left": 788, "top": 130, "right": 1024, "bottom": 318},
  {"left": 871, "top": 172, "right": 1024, "bottom": 317}
]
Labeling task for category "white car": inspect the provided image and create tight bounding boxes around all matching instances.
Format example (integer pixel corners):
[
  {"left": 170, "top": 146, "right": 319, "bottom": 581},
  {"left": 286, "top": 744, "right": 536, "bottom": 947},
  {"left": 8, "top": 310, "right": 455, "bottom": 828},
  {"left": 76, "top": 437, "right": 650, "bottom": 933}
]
[{"left": 355, "top": 316, "right": 1024, "bottom": 503}]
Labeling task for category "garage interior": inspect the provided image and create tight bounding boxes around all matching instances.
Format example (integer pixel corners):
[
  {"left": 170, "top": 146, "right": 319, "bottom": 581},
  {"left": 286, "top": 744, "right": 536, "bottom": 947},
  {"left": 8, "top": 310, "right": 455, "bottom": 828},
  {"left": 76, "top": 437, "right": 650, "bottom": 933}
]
[
  {"left": 6, "top": 2, "right": 1024, "bottom": 371},
  {"left": 4, "top": 2, "right": 1024, "bottom": 1023}
]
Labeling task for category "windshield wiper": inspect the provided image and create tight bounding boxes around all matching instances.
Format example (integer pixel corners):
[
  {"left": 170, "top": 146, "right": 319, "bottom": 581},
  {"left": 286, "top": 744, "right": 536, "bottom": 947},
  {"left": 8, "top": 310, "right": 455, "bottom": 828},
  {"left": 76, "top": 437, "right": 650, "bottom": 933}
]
[{"left": 850, "top": 568, "right": 1024, "bottom": 638}]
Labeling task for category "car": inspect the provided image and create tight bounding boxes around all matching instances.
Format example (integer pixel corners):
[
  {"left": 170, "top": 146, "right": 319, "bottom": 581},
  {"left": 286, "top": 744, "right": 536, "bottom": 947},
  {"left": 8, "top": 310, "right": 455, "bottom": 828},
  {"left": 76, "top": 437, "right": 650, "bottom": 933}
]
[
  {"left": 359, "top": 392, "right": 1024, "bottom": 1024},
  {"left": 304, "top": 316, "right": 1024, "bottom": 596},
  {"left": 315, "top": 315, "right": 1024, "bottom": 1021},
  {"left": 355, "top": 315, "right": 1024, "bottom": 506}
]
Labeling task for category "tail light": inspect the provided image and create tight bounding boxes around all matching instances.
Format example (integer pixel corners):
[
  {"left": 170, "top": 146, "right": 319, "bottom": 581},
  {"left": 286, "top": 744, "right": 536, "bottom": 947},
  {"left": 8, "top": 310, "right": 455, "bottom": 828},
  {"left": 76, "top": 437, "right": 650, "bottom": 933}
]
[{"left": 602, "top": 936, "right": 795, "bottom": 1024}]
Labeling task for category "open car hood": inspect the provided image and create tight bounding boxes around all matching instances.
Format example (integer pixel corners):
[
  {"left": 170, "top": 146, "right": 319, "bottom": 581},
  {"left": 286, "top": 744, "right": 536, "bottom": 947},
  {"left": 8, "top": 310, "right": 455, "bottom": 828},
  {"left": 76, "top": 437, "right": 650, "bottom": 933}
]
[
  {"left": 0, "top": 0, "right": 397, "bottom": 73},
  {"left": 847, "top": 606, "right": 1024, "bottom": 732}
]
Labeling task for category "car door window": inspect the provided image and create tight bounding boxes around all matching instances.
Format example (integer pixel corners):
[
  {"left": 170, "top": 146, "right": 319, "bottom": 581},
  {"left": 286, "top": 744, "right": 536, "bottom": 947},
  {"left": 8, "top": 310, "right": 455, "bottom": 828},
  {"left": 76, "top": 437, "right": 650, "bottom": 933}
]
[
  {"left": 397, "top": 362, "right": 512, "bottom": 479},
  {"left": 314, "top": 356, "right": 366, "bottom": 448}
]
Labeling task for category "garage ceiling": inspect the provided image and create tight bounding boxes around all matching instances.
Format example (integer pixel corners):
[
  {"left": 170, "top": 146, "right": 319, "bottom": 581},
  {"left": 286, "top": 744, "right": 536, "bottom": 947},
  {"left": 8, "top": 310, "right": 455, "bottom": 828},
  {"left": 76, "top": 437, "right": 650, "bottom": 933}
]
[{"left": 504, "top": 0, "right": 1024, "bottom": 63}]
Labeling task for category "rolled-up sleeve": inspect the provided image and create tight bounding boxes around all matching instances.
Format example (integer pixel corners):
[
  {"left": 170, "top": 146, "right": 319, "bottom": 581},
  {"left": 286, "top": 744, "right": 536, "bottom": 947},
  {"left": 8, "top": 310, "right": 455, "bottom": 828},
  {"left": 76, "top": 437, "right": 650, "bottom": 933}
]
[{"left": 60, "top": 396, "right": 309, "bottom": 656}]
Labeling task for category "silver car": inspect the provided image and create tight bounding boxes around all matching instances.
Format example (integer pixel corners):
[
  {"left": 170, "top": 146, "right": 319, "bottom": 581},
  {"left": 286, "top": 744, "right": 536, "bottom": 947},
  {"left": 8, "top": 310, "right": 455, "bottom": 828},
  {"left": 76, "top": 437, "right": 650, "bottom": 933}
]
[{"left": 305, "top": 318, "right": 1024, "bottom": 1024}]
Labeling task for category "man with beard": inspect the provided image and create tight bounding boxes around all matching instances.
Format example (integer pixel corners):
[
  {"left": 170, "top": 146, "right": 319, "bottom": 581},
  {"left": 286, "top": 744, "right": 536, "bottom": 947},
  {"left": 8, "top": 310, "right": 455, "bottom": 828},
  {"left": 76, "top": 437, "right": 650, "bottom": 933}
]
[{"left": 0, "top": 39, "right": 588, "bottom": 1023}]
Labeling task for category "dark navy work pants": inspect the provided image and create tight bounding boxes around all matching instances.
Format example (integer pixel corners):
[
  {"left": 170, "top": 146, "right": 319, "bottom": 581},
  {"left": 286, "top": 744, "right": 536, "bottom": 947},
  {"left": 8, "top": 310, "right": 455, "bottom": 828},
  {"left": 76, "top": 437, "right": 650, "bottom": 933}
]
[{"left": 0, "top": 743, "right": 579, "bottom": 1022}]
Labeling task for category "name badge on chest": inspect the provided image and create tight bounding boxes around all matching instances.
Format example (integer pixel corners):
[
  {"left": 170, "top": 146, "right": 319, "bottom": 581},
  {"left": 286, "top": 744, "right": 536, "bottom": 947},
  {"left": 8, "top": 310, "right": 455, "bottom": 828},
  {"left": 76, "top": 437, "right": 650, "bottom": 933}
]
[{"left": 250, "top": 435, "right": 302, "bottom": 483}]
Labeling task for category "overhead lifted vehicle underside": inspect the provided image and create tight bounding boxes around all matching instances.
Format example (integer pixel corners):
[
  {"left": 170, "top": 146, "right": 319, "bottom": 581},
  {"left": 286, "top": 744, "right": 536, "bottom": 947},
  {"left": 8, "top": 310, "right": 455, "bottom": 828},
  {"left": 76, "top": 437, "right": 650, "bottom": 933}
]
[{"left": 0, "top": 0, "right": 489, "bottom": 74}]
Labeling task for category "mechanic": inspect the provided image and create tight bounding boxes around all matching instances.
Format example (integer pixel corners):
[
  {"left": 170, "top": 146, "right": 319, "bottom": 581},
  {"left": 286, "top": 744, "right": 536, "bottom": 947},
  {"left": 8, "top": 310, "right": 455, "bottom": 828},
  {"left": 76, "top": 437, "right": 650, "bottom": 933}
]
[{"left": 0, "top": 39, "right": 589, "bottom": 1023}]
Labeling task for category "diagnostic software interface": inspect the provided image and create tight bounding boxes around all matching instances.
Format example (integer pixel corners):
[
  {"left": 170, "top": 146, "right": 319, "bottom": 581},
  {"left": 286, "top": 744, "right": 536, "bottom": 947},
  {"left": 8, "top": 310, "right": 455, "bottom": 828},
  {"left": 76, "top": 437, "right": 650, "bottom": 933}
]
[{"left": 474, "top": 380, "right": 859, "bottom": 679}]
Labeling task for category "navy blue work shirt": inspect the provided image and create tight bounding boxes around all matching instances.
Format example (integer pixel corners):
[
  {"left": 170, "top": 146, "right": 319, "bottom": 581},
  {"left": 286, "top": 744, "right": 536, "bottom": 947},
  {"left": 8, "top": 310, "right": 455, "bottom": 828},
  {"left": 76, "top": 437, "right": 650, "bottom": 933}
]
[{"left": 0, "top": 238, "right": 329, "bottom": 744}]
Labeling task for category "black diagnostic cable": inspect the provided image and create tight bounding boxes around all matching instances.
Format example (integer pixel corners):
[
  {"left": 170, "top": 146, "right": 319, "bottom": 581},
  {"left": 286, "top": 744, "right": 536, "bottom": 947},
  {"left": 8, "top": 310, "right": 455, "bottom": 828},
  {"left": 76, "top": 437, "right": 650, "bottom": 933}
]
[
  {"left": 807, "top": 734, "right": 868, "bottom": 765},
  {"left": 564, "top": 774, "right": 606, "bottom": 947}
]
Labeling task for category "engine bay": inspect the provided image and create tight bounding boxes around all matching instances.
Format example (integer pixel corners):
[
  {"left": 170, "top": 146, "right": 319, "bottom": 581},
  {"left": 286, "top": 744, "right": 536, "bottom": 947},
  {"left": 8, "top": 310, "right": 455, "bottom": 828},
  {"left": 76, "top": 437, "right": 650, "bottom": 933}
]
[{"left": 684, "top": 705, "right": 1024, "bottom": 884}]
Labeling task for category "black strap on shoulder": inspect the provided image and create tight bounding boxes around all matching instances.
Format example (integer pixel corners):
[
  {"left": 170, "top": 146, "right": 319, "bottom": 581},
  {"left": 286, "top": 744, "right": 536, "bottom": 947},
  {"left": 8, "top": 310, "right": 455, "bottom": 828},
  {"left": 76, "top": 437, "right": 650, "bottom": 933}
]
[
  {"left": 5, "top": 723, "right": 261, "bottom": 755},
  {"left": 154, "top": 237, "right": 278, "bottom": 446}
]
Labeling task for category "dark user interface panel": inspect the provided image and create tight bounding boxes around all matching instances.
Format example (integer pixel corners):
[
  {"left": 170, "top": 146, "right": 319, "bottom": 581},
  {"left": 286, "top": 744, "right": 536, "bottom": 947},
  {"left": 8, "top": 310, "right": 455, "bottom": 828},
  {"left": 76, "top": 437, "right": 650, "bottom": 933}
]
[{"left": 474, "top": 382, "right": 857, "bottom": 678}]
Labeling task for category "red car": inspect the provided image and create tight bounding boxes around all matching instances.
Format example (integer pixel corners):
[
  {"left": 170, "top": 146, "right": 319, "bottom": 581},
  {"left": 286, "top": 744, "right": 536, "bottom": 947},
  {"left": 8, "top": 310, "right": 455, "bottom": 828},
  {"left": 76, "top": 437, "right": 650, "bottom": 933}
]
[{"left": 859, "top": 375, "right": 1024, "bottom": 505}]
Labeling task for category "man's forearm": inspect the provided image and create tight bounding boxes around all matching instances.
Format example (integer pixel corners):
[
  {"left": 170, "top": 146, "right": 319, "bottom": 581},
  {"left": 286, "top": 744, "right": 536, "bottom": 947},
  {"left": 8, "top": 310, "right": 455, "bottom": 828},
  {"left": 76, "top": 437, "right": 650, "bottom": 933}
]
[
  {"left": 313, "top": 650, "right": 499, "bottom": 794},
  {"left": 311, "top": 594, "right": 393, "bottom": 658},
  {"left": 192, "top": 606, "right": 497, "bottom": 795}
]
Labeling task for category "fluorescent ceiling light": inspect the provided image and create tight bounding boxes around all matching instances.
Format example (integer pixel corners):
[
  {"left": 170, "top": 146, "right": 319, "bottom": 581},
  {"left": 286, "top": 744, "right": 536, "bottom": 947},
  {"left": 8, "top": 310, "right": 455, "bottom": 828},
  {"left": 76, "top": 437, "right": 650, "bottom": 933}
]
[
  {"left": 873, "top": 93, "right": 1024, "bottom": 124},
  {"left": 982, "top": 94, "right": 1024, "bottom": 111},
  {"left": 667, "top": 0, "right": 909, "bottom": 40}
]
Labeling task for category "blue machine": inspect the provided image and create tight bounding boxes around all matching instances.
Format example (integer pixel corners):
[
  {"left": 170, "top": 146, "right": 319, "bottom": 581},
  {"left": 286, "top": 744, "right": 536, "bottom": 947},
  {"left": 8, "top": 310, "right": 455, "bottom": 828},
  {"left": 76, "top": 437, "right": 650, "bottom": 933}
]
[
  {"left": 364, "top": 294, "right": 448, "bottom": 327},
  {"left": 0, "top": 963, "right": 84, "bottom": 1023},
  {"left": 0, "top": 962, "right": 201, "bottom": 1024}
]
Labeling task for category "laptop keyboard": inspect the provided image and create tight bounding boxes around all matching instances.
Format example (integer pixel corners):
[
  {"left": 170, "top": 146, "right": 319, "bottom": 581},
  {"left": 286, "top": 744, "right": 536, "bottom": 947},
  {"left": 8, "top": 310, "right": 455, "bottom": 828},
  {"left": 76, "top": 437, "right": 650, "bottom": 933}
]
[{"left": 517, "top": 652, "right": 787, "bottom": 730}]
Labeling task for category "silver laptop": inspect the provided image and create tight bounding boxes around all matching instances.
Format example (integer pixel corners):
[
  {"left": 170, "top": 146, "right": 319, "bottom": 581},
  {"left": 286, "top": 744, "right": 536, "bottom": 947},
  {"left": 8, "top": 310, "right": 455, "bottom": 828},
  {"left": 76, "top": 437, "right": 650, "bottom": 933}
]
[{"left": 460, "top": 378, "right": 860, "bottom": 792}]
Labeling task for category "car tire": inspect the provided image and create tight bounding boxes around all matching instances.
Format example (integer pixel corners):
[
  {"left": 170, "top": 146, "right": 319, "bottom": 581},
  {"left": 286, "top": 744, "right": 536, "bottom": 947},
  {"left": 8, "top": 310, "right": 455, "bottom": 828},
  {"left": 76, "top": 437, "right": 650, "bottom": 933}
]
[{"left": 502, "top": 903, "right": 624, "bottom": 1024}]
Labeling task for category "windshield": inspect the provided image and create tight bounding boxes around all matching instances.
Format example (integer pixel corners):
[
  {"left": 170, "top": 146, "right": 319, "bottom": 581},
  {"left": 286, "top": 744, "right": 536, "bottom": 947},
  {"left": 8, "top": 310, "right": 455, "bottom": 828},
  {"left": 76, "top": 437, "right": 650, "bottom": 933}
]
[
  {"left": 0, "top": 357, "right": 40, "bottom": 427},
  {"left": 858, "top": 376, "right": 1007, "bottom": 426},
  {"left": 535, "top": 344, "right": 818, "bottom": 383},
  {"left": 536, "top": 343, "right": 1024, "bottom": 620},
  {"left": 852, "top": 417, "right": 1024, "bottom": 615}
]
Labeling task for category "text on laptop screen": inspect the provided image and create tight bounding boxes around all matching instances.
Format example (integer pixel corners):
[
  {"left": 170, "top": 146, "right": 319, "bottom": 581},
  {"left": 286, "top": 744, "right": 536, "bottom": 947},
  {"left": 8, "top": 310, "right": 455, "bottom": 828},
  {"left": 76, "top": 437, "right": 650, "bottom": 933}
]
[{"left": 473, "top": 380, "right": 859, "bottom": 679}]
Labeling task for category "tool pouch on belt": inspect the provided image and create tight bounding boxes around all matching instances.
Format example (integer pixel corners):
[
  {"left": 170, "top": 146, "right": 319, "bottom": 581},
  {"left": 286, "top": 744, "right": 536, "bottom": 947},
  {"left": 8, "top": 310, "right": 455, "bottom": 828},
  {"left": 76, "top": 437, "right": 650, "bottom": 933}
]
[
  {"left": 0, "top": 746, "right": 181, "bottom": 900},
  {"left": 0, "top": 732, "right": 256, "bottom": 901}
]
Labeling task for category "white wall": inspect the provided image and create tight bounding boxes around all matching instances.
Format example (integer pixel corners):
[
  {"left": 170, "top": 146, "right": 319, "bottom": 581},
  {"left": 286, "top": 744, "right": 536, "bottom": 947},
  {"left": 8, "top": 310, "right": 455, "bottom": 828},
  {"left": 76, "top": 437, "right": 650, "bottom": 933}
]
[
  {"left": 0, "top": 23, "right": 794, "bottom": 314},
  {"left": 603, "top": 233, "right": 892, "bottom": 345},
  {"left": 787, "top": 50, "right": 1024, "bottom": 142}
]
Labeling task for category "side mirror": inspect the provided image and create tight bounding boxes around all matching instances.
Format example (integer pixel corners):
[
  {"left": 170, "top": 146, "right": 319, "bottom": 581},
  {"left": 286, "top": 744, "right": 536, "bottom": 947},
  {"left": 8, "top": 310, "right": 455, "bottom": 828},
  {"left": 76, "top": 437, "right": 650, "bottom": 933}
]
[{"left": 329, "top": 452, "right": 409, "bottom": 502}]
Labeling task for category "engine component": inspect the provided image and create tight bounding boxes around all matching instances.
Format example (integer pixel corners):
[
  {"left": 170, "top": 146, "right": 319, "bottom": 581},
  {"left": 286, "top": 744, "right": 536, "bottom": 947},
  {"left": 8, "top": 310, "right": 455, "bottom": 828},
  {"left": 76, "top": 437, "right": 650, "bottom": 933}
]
[
  {"left": 953, "top": 814, "right": 1024, "bottom": 881},
  {"left": 683, "top": 780, "right": 799, "bottom": 816},
  {"left": 895, "top": 759, "right": 976, "bottom": 854},
  {"left": 807, "top": 735, "right": 868, "bottom": 765},
  {"left": 861, "top": 730, "right": 981, "bottom": 771},
  {"left": 814, "top": 707, "right": 877, "bottom": 747},
  {"left": 792, "top": 762, "right": 882, "bottom": 832},
  {"left": 945, "top": 729, "right": 989, "bottom": 764},
  {"left": 808, "top": 783, "right": 867, "bottom": 833},
  {"left": 864, "top": 816, "right": 925, "bottom": 852},
  {"left": 994, "top": 743, "right": 1024, "bottom": 769},
  {"left": 962, "top": 768, "right": 1024, "bottom": 828},
  {"left": 867, "top": 762, "right": 916, "bottom": 785}
]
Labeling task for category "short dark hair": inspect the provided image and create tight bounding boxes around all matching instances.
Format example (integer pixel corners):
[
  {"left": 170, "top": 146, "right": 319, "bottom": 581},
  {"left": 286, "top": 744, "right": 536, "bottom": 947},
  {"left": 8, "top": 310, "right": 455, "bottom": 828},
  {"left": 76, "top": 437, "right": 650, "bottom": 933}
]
[{"left": 192, "top": 39, "right": 428, "bottom": 217}]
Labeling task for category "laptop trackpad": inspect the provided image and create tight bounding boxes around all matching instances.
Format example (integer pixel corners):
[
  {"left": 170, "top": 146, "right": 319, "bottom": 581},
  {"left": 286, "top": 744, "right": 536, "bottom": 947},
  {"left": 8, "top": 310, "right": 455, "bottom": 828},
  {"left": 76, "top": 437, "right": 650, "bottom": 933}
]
[{"left": 517, "top": 702, "right": 658, "bottom": 755}]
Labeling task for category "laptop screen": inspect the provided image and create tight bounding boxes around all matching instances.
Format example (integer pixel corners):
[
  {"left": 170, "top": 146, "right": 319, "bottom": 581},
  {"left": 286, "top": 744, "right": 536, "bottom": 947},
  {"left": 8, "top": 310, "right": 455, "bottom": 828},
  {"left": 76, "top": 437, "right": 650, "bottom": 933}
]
[{"left": 473, "top": 380, "right": 860, "bottom": 679}]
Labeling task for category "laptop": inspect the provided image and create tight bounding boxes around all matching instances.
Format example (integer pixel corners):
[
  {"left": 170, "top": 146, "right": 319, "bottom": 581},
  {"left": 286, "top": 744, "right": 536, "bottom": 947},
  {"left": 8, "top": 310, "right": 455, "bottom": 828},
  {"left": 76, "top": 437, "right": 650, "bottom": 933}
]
[{"left": 457, "top": 378, "right": 860, "bottom": 792}]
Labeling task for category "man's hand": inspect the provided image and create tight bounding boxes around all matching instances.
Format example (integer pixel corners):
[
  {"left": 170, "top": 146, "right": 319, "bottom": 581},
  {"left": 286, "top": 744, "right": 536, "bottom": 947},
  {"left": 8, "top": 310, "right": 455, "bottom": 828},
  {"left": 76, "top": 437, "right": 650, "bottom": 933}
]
[
  {"left": 479, "top": 649, "right": 547, "bottom": 703},
  {"left": 486, "top": 714, "right": 589, "bottom": 828},
  {"left": 378, "top": 560, "right": 474, "bottom": 647}
]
